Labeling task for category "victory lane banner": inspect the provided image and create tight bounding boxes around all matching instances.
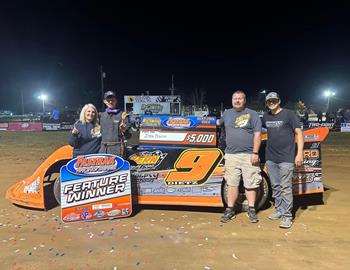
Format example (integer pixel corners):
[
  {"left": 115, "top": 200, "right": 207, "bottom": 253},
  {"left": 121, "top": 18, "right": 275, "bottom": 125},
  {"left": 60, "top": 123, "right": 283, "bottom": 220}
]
[{"left": 60, "top": 154, "right": 132, "bottom": 223}]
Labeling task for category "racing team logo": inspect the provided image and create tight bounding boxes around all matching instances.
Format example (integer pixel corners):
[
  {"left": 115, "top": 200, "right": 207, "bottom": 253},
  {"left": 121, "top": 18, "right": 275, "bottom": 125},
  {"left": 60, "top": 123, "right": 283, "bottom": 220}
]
[
  {"left": 163, "top": 118, "right": 195, "bottom": 129},
  {"left": 141, "top": 118, "right": 162, "bottom": 127},
  {"left": 66, "top": 154, "right": 125, "bottom": 176},
  {"left": 129, "top": 150, "right": 167, "bottom": 171}
]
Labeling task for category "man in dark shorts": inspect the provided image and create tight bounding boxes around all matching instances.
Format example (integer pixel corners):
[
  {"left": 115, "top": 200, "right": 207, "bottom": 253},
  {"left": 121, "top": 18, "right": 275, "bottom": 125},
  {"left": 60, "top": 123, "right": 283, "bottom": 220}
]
[{"left": 262, "top": 92, "right": 304, "bottom": 229}]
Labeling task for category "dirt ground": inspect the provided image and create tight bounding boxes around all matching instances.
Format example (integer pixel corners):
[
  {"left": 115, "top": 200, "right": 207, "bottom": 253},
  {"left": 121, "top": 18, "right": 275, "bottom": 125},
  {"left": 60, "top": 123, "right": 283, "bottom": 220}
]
[{"left": 0, "top": 131, "right": 349, "bottom": 270}]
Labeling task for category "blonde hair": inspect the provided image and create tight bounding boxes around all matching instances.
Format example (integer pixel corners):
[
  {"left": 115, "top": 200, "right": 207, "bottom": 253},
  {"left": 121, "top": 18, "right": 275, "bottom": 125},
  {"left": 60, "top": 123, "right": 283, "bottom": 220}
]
[{"left": 79, "top": 104, "right": 101, "bottom": 136}]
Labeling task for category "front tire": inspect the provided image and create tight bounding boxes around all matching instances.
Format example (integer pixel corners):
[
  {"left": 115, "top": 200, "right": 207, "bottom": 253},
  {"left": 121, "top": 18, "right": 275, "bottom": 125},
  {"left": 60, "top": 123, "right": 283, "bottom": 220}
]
[
  {"left": 222, "top": 173, "right": 270, "bottom": 212},
  {"left": 54, "top": 177, "right": 61, "bottom": 204}
]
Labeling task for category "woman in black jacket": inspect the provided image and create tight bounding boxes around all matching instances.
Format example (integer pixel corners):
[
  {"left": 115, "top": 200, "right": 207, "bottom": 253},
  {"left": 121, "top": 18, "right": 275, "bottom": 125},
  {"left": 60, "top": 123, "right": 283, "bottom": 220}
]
[{"left": 69, "top": 104, "right": 101, "bottom": 158}]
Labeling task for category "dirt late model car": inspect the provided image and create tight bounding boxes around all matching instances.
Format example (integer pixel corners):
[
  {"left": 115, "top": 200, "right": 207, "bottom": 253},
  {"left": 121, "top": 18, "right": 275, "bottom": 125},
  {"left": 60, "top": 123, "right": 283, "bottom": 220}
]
[{"left": 6, "top": 115, "right": 329, "bottom": 212}]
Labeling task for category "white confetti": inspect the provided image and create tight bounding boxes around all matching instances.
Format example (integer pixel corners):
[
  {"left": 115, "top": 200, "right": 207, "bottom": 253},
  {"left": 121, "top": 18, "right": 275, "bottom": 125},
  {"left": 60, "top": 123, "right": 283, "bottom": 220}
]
[{"left": 232, "top": 253, "right": 238, "bottom": 260}]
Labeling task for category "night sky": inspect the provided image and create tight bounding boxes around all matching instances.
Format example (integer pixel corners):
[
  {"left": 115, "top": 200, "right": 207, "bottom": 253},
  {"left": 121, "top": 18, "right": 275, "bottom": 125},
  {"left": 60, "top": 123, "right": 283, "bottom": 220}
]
[{"left": 1, "top": 1, "right": 350, "bottom": 113}]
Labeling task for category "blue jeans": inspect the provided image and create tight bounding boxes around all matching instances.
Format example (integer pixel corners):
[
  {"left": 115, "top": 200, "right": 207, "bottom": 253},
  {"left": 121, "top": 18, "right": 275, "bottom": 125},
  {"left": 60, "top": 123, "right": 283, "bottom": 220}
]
[{"left": 266, "top": 161, "right": 295, "bottom": 218}]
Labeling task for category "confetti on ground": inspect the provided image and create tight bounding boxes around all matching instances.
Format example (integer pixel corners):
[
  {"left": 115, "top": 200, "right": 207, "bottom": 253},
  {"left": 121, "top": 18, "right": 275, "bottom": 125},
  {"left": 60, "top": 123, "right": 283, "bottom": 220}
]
[{"left": 232, "top": 253, "right": 238, "bottom": 260}]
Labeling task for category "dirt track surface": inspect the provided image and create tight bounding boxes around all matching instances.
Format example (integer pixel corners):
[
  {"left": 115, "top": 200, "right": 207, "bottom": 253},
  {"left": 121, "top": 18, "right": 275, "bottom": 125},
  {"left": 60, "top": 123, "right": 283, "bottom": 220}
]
[{"left": 0, "top": 131, "right": 349, "bottom": 270}]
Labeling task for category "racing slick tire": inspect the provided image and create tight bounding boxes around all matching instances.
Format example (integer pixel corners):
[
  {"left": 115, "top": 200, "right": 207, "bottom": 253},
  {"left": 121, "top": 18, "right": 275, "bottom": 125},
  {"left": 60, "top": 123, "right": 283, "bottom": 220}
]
[
  {"left": 54, "top": 177, "right": 61, "bottom": 205},
  {"left": 222, "top": 172, "right": 270, "bottom": 212}
]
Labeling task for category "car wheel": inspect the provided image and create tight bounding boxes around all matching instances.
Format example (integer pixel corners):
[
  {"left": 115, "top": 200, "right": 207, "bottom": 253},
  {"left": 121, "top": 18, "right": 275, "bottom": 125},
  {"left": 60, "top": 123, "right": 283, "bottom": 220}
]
[
  {"left": 222, "top": 173, "right": 270, "bottom": 212},
  {"left": 54, "top": 177, "right": 61, "bottom": 204}
]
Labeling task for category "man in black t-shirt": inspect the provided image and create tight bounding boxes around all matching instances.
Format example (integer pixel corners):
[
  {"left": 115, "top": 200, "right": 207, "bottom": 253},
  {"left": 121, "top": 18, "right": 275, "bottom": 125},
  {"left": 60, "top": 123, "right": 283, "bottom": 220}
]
[{"left": 262, "top": 92, "right": 304, "bottom": 229}]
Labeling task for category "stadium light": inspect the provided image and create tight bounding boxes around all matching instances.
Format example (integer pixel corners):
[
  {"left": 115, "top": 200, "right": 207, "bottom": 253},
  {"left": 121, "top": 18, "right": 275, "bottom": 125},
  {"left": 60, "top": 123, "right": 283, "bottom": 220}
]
[
  {"left": 323, "top": 90, "right": 335, "bottom": 112},
  {"left": 38, "top": 94, "right": 48, "bottom": 113}
]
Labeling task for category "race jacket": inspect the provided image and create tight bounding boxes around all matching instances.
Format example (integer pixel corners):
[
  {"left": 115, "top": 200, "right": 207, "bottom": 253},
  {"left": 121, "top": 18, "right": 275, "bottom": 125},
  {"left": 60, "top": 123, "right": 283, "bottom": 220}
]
[{"left": 100, "top": 110, "right": 130, "bottom": 144}]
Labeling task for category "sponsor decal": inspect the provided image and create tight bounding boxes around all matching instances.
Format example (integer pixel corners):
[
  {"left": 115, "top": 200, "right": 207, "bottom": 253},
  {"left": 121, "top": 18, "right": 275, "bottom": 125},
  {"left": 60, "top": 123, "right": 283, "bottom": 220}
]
[
  {"left": 132, "top": 172, "right": 158, "bottom": 182},
  {"left": 310, "top": 142, "right": 320, "bottom": 149},
  {"left": 165, "top": 148, "right": 223, "bottom": 186},
  {"left": 92, "top": 203, "right": 112, "bottom": 210},
  {"left": 66, "top": 154, "right": 124, "bottom": 176},
  {"left": 303, "top": 149, "right": 319, "bottom": 159},
  {"left": 197, "top": 116, "right": 216, "bottom": 124},
  {"left": 293, "top": 172, "right": 322, "bottom": 183},
  {"left": 304, "top": 134, "right": 319, "bottom": 140},
  {"left": 122, "top": 208, "right": 130, "bottom": 215},
  {"left": 177, "top": 187, "right": 192, "bottom": 193},
  {"left": 308, "top": 122, "right": 335, "bottom": 128},
  {"left": 129, "top": 150, "right": 167, "bottom": 171},
  {"left": 163, "top": 117, "right": 195, "bottom": 129},
  {"left": 141, "top": 117, "right": 162, "bottom": 127},
  {"left": 107, "top": 209, "right": 121, "bottom": 217},
  {"left": 76, "top": 206, "right": 92, "bottom": 211},
  {"left": 23, "top": 177, "right": 40, "bottom": 194},
  {"left": 63, "top": 212, "right": 81, "bottom": 222},
  {"left": 303, "top": 159, "right": 321, "bottom": 167},
  {"left": 93, "top": 210, "right": 106, "bottom": 218},
  {"left": 153, "top": 187, "right": 166, "bottom": 194},
  {"left": 81, "top": 211, "right": 92, "bottom": 220}
]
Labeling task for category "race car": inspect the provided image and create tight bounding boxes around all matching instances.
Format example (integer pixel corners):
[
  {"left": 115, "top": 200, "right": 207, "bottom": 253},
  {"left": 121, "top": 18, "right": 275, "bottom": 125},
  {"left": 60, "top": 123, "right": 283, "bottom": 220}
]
[{"left": 6, "top": 115, "right": 329, "bottom": 211}]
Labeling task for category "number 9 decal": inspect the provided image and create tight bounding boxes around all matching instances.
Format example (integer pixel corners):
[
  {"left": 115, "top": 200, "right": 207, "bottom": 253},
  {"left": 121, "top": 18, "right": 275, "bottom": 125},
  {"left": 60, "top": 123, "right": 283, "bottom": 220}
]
[{"left": 165, "top": 148, "right": 223, "bottom": 186}]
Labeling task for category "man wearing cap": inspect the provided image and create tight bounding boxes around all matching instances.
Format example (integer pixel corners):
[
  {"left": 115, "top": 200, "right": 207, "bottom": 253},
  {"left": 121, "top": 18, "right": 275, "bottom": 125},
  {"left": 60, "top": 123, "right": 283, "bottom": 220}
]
[
  {"left": 99, "top": 91, "right": 130, "bottom": 156},
  {"left": 262, "top": 92, "right": 304, "bottom": 229},
  {"left": 217, "top": 90, "right": 262, "bottom": 223}
]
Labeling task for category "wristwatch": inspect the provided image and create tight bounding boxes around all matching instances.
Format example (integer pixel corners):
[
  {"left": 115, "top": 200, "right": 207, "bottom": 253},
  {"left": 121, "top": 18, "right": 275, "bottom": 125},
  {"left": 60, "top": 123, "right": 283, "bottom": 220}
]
[{"left": 252, "top": 152, "right": 259, "bottom": 155}]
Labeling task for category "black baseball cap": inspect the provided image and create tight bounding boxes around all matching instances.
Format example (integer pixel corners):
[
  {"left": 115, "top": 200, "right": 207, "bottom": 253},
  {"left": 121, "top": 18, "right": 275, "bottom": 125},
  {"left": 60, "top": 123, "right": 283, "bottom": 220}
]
[{"left": 104, "top": 91, "right": 116, "bottom": 99}]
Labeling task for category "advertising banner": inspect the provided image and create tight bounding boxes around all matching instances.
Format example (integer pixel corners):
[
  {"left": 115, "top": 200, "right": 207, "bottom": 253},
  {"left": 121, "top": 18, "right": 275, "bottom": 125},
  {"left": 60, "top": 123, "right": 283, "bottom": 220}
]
[
  {"left": 43, "top": 123, "right": 61, "bottom": 131},
  {"left": 125, "top": 95, "right": 181, "bottom": 103},
  {"left": 0, "top": 122, "right": 8, "bottom": 130},
  {"left": 60, "top": 123, "right": 74, "bottom": 130},
  {"left": 60, "top": 154, "right": 132, "bottom": 223},
  {"left": 124, "top": 95, "right": 181, "bottom": 115},
  {"left": 8, "top": 122, "right": 43, "bottom": 131},
  {"left": 341, "top": 123, "right": 350, "bottom": 132}
]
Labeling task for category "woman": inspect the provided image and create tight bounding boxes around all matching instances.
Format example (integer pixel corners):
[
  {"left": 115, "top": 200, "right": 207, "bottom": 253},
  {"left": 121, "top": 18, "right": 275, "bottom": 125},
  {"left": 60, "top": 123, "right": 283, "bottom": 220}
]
[
  {"left": 54, "top": 104, "right": 101, "bottom": 204},
  {"left": 69, "top": 104, "right": 101, "bottom": 158}
]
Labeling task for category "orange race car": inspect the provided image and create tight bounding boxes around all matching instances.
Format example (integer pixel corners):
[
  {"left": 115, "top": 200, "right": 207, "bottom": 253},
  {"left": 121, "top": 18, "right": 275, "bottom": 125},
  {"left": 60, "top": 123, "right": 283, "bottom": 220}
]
[{"left": 6, "top": 115, "right": 329, "bottom": 211}]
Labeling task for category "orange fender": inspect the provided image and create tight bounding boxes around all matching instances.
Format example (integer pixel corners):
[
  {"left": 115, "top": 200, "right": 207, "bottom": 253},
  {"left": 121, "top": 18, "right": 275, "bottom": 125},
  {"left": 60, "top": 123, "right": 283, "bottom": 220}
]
[
  {"left": 6, "top": 145, "right": 73, "bottom": 209},
  {"left": 261, "top": 127, "right": 329, "bottom": 143}
]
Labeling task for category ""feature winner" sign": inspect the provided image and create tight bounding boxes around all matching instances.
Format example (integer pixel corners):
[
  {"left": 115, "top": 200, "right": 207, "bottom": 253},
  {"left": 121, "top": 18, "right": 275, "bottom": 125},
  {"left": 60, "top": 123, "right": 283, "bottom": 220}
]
[{"left": 60, "top": 154, "right": 132, "bottom": 223}]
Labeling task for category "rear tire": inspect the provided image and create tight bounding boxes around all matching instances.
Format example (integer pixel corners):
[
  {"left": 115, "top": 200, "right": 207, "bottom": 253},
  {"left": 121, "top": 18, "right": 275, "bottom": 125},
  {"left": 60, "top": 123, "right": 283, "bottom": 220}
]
[
  {"left": 222, "top": 173, "right": 270, "bottom": 212},
  {"left": 54, "top": 177, "right": 61, "bottom": 205}
]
